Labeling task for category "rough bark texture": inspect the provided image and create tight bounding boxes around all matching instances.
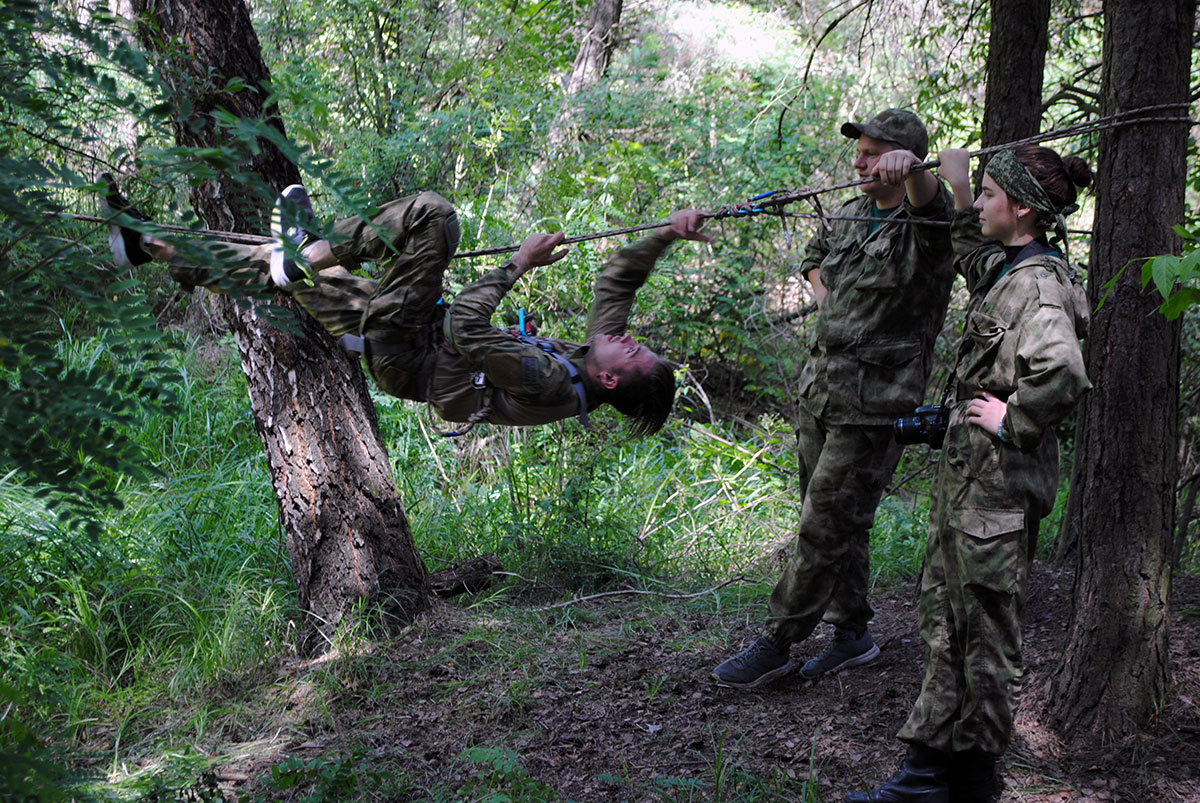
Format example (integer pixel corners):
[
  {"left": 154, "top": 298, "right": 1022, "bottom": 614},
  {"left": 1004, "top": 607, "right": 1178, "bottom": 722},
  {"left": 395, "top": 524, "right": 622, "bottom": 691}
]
[
  {"left": 1043, "top": 0, "right": 1194, "bottom": 743},
  {"left": 130, "top": 0, "right": 428, "bottom": 654},
  {"left": 976, "top": 0, "right": 1050, "bottom": 186}
]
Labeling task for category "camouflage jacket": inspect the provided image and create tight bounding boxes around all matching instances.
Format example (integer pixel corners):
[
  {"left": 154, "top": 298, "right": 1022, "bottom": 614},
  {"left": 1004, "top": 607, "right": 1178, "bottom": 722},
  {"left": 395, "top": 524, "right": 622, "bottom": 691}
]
[
  {"left": 428, "top": 233, "right": 673, "bottom": 426},
  {"left": 796, "top": 182, "right": 956, "bottom": 425},
  {"left": 950, "top": 208, "right": 1091, "bottom": 450}
]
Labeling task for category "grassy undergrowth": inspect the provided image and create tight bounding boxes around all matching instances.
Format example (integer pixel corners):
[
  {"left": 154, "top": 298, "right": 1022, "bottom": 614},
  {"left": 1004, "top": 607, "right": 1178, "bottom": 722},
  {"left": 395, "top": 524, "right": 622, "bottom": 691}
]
[{"left": 0, "top": 334, "right": 950, "bottom": 800}]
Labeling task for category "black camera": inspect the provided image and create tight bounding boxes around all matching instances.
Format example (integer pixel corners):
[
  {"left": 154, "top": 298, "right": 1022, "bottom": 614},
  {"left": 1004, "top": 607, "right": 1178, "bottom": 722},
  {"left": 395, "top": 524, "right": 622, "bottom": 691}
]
[{"left": 893, "top": 405, "right": 950, "bottom": 448}]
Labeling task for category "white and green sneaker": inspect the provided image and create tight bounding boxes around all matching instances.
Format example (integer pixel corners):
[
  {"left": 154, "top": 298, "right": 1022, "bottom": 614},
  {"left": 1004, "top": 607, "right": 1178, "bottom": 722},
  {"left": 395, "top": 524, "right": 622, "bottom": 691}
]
[{"left": 269, "top": 184, "right": 321, "bottom": 288}]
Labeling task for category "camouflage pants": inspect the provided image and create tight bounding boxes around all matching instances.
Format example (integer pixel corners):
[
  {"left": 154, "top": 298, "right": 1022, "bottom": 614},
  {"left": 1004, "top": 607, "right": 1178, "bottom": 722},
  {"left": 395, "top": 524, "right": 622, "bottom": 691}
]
[
  {"left": 762, "top": 409, "right": 904, "bottom": 646},
  {"left": 897, "top": 404, "right": 1055, "bottom": 755},
  {"left": 168, "top": 192, "right": 461, "bottom": 398}
]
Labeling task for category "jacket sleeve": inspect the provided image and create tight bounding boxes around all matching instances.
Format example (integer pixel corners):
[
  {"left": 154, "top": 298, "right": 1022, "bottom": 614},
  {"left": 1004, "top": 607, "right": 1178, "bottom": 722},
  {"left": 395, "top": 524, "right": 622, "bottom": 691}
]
[
  {"left": 1003, "top": 292, "right": 1092, "bottom": 449},
  {"left": 906, "top": 177, "right": 954, "bottom": 259},
  {"left": 584, "top": 233, "right": 673, "bottom": 340},
  {"left": 798, "top": 212, "right": 834, "bottom": 280},
  {"left": 444, "top": 262, "right": 567, "bottom": 395}
]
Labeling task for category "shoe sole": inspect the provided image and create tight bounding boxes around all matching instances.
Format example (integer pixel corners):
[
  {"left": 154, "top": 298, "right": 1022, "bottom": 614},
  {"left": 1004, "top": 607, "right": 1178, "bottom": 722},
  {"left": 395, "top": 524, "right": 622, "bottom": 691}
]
[
  {"left": 711, "top": 660, "right": 796, "bottom": 690},
  {"left": 799, "top": 643, "right": 880, "bottom": 680}
]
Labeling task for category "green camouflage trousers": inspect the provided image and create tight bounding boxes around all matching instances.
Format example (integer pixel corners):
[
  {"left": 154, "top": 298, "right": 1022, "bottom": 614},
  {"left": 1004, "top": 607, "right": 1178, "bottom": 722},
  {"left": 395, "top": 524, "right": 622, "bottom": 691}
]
[
  {"left": 763, "top": 409, "right": 904, "bottom": 646},
  {"left": 168, "top": 192, "right": 461, "bottom": 399},
  {"left": 897, "top": 404, "right": 1057, "bottom": 755}
]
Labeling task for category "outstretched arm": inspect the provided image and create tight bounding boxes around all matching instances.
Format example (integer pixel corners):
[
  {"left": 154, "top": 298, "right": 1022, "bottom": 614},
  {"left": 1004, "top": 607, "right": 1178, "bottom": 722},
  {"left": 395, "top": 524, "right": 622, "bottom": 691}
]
[{"left": 585, "top": 208, "right": 710, "bottom": 339}]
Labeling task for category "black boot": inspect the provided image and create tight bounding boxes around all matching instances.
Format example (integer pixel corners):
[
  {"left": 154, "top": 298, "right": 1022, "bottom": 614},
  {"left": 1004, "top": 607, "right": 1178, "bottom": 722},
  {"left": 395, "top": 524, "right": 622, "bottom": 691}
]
[
  {"left": 843, "top": 744, "right": 950, "bottom": 803},
  {"left": 947, "top": 751, "right": 1001, "bottom": 803}
]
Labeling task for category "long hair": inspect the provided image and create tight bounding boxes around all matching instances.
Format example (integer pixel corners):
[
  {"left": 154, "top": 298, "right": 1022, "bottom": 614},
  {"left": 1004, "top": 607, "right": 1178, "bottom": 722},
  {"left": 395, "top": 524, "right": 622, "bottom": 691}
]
[{"left": 601, "top": 356, "right": 676, "bottom": 438}]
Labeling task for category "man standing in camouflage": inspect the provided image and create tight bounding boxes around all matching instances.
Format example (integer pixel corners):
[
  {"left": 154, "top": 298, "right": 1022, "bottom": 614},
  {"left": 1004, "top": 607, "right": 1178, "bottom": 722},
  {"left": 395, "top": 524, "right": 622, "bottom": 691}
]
[{"left": 713, "top": 109, "right": 956, "bottom": 688}]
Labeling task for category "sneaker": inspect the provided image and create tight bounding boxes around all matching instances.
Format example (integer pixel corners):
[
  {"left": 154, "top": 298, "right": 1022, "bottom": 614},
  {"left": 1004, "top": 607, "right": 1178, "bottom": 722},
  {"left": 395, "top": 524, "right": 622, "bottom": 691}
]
[
  {"left": 799, "top": 626, "right": 880, "bottom": 679},
  {"left": 712, "top": 636, "right": 794, "bottom": 689},
  {"left": 100, "top": 173, "right": 154, "bottom": 268},
  {"left": 270, "top": 184, "right": 321, "bottom": 288}
]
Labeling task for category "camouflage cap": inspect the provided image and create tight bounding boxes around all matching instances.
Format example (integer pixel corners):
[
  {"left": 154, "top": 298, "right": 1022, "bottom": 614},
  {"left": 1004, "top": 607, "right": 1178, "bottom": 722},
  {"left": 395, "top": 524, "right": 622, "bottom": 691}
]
[{"left": 841, "top": 109, "right": 929, "bottom": 159}]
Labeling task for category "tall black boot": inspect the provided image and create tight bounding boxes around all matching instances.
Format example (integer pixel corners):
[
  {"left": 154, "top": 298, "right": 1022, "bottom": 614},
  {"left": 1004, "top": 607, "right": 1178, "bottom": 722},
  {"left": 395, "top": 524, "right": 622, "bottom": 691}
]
[
  {"left": 947, "top": 750, "right": 1002, "bottom": 803},
  {"left": 843, "top": 744, "right": 950, "bottom": 803}
]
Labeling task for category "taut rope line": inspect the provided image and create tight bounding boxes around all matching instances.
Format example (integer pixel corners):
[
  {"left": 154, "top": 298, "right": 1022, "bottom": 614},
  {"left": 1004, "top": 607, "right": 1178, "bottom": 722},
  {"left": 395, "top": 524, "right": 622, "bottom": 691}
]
[{"left": 72, "top": 104, "right": 1191, "bottom": 258}]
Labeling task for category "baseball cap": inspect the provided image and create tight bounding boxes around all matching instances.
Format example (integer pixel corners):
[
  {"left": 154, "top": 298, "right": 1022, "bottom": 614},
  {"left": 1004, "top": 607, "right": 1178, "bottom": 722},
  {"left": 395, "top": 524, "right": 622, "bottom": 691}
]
[{"left": 841, "top": 109, "right": 929, "bottom": 159}]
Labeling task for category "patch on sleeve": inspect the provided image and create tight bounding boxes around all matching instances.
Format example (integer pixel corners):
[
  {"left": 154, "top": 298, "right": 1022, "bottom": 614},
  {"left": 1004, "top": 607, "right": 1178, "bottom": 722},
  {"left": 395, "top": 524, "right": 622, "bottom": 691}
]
[
  {"left": 1035, "top": 271, "right": 1066, "bottom": 309},
  {"left": 521, "top": 356, "right": 540, "bottom": 388}
]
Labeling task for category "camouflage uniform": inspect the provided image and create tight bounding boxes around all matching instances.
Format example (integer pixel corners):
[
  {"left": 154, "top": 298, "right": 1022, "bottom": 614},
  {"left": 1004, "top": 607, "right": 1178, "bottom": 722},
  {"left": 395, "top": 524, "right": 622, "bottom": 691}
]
[
  {"left": 897, "top": 208, "right": 1090, "bottom": 756},
  {"left": 168, "top": 191, "right": 673, "bottom": 426},
  {"left": 763, "top": 185, "right": 956, "bottom": 647}
]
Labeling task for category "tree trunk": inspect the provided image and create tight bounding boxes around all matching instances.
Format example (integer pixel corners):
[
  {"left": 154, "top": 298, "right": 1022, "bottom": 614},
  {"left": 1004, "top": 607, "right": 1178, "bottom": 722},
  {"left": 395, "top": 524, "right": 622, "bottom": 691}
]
[
  {"left": 527, "top": 0, "right": 623, "bottom": 205},
  {"left": 975, "top": 0, "right": 1050, "bottom": 185},
  {"left": 130, "top": 0, "right": 429, "bottom": 654},
  {"left": 1043, "top": 0, "right": 1194, "bottom": 742}
]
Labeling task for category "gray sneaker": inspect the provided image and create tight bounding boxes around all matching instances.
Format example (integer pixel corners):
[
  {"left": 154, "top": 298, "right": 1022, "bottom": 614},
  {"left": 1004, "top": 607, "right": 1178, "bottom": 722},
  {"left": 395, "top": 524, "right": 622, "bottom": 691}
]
[
  {"left": 799, "top": 627, "right": 880, "bottom": 679},
  {"left": 712, "top": 636, "right": 794, "bottom": 689}
]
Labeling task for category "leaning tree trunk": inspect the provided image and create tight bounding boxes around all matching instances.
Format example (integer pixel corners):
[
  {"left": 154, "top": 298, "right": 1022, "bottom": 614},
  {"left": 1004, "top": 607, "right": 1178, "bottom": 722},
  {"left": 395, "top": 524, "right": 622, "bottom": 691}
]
[
  {"left": 1042, "top": 0, "right": 1194, "bottom": 743},
  {"left": 130, "top": 0, "right": 428, "bottom": 654},
  {"left": 525, "top": 0, "right": 623, "bottom": 208}
]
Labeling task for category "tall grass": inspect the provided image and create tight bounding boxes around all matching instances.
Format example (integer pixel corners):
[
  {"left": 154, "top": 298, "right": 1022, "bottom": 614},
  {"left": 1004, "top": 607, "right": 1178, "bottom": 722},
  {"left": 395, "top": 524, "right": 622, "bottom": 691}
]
[
  {"left": 0, "top": 330, "right": 944, "bottom": 798},
  {"left": 0, "top": 334, "right": 292, "bottom": 773}
]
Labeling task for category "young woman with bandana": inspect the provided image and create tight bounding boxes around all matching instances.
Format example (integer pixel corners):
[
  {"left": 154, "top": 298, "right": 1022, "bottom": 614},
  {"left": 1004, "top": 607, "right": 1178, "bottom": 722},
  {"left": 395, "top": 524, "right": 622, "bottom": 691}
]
[{"left": 843, "top": 146, "right": 1094, "bottom": 803}]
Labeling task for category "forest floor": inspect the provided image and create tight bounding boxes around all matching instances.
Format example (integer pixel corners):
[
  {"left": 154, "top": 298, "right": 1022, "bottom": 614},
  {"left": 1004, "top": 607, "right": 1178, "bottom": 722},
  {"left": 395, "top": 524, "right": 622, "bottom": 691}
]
[{"left": 201, "top": 564, "right": 1200, "bottom": 802}]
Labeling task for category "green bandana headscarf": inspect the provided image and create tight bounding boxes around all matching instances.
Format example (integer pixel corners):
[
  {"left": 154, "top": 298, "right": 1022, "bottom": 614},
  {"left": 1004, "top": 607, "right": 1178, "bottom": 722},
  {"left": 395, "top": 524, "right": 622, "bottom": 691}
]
[{"left": 984, "top": 149, "right": 1078, "bottom": 255}]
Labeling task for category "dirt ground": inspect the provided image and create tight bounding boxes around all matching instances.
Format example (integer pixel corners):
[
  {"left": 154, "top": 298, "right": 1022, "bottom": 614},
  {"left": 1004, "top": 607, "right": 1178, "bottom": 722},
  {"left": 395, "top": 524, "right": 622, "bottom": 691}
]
[{"left": 220, "top": 565, "right": 1200, "bottom": 802}]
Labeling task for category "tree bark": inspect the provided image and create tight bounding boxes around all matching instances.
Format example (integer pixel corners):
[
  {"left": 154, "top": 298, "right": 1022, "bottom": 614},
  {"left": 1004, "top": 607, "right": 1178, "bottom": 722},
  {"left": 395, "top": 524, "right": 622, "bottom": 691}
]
[
  {"left": 130, "top": 0, "right": 429, "bottom": 654},
  {"left": 975, "top": 0, "right": 1050, "bottom": 186},
  {"left": 1043, "top": 0, "right": 1194, "bottom": 743},
  {"left": 527, "top": 0, "right": 623, "bottom": 203}
]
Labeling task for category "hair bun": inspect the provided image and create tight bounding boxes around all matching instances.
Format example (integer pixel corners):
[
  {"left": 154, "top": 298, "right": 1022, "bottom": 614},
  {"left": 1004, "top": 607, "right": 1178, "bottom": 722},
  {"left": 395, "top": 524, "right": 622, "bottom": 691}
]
[{"left": 1063, "top": 156, "right": 1093, "bottom": 189}]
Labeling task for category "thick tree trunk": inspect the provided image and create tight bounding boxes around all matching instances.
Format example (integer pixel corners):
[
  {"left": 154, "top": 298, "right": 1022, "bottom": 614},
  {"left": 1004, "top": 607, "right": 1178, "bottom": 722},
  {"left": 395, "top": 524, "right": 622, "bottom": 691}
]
[
  {"left": 131, "top": 0, "right": 428, "bottom": 653},
  {"left": 1043, "top": 0, "right": 1194, "bottom": 742},
  {"left": 975, "top": 0, "right": 1050, "bottom": 185}
]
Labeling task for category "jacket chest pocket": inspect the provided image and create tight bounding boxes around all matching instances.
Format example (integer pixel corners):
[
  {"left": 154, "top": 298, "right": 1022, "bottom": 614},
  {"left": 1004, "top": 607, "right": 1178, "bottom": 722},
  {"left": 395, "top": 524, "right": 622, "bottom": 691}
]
[
  {"left": 962, "top": 309, "right": 1013, "bottom": 379},
  {"left": 851, "top": 237, "right": 911, "bottom": 291}
]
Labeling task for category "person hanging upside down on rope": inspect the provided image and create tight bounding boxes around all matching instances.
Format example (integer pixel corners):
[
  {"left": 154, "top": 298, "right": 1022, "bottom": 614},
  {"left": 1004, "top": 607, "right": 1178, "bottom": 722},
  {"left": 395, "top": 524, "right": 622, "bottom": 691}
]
[{"left": 103, "top": 177, "right": 710, "bottom": 436}]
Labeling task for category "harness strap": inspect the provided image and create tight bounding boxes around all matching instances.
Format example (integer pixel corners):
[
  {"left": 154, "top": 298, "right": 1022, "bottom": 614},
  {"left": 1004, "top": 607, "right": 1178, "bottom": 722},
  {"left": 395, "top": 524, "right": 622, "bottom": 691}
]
[
  {"left": 339, "top": 334, "right": 411, "bottom": 356},
  {"left": 522, "top": 335, "right": 591, "bottom": 431}
]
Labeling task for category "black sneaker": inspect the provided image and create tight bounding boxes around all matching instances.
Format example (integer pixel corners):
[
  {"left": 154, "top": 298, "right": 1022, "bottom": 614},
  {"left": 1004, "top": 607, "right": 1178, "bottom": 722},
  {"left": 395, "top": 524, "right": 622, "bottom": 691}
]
[
  {"left": 799, "top": 626, "right": 880, "bottom": 679},
  {"left": 270, "top": 184, "right": 321, "bottom": 288},
  {"left": 100, "top": 173, "right": 154, "bottom": 268},
  {"left": 712, "top": 636, "right": 794, "bottom": 689}
]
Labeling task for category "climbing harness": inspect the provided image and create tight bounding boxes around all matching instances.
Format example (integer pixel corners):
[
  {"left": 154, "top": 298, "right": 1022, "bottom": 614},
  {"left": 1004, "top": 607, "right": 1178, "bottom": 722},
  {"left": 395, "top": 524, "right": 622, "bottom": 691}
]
[{"left": 507, "top": 324, "right": 591, "bottom": 432}]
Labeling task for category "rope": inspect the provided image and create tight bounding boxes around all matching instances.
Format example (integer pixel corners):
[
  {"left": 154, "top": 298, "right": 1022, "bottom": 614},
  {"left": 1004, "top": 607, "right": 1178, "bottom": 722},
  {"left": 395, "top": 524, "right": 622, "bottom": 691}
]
[{"left": 74, "top": 103, "right": 1192, "bottom": 258}]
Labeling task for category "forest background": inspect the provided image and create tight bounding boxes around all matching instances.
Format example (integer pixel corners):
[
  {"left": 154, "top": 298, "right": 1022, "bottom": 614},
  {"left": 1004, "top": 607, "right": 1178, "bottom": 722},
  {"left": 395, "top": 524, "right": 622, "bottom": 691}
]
[{"left": 2, "top": 0, "right": 1198, "bottom": 800}]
